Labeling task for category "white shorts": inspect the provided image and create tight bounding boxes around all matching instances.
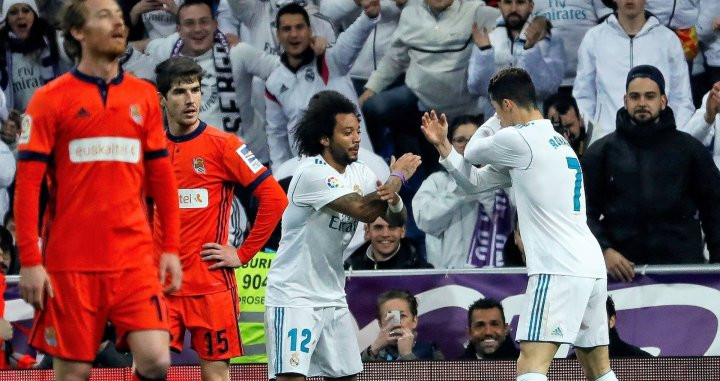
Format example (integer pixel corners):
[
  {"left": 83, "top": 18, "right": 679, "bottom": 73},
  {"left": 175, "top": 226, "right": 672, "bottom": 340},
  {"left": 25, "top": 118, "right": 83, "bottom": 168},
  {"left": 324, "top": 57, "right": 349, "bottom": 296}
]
[
  {"left": 516, "top": 274, "right": 609, "bottom": 348},
  {"left": 265, "top": 306, "right": 363, "bottom": 379}
]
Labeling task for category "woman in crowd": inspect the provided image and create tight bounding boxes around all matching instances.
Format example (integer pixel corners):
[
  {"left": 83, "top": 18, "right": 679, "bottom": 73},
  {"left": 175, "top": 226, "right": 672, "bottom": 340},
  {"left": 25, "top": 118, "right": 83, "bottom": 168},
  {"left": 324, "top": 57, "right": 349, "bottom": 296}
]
[
  {"left": 362, "top": 289, "right": 444, "bottom": 361},
  {"left": 0, "top": 0, "right": 70, "bottom": 113}
]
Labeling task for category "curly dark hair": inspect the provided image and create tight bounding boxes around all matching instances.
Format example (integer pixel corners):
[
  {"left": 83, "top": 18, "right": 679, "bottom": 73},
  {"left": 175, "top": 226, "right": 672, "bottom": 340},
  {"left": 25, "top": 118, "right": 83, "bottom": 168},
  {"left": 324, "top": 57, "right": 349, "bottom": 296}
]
[{"left": 292, "top": 90, "right": 359, "bottom": 157}]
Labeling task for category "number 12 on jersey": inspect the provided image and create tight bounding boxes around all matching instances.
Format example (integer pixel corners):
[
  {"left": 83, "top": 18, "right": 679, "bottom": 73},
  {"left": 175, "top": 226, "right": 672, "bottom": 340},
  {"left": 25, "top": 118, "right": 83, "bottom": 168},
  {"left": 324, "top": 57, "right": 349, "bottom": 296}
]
[{"left": 566, "top": 157, "right": 582, "bottom": 212}]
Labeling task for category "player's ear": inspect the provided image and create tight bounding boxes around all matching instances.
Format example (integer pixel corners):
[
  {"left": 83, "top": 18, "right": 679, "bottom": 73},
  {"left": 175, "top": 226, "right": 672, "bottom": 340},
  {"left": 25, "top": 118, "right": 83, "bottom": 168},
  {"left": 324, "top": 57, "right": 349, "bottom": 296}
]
[
  {"left": 320, "top": 136, "right": 330, "bottom": 147},
  {"left": 158, "top": 92, "right": 166, "bottom": 109}
]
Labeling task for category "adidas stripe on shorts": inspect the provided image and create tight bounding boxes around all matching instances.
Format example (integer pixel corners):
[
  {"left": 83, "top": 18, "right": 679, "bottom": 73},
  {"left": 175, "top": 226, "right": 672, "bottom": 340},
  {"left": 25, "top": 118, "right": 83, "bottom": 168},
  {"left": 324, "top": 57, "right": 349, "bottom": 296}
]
[{"left": 516, "top": 274, "right": 609, "bottom": 347}]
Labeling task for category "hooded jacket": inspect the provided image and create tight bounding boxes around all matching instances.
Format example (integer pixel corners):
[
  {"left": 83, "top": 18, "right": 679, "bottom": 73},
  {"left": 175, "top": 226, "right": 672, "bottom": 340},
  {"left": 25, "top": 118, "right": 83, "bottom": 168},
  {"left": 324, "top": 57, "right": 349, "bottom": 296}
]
[
  {"left": 581, "top": 107, "right": 720, "bottom": 264},
  {"left": 573, "top": 13, "right": 694, "bottom": 144}
]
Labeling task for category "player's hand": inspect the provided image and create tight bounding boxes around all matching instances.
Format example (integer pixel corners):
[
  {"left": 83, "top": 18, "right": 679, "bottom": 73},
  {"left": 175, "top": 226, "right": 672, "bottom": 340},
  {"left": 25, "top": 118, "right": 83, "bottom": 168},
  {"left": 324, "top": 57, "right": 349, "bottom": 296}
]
[
  {"left": 713, "top": 16, "right": 720, "bottom": 31},
  {"left": 421, "top": 110, "right": 453, "bottom": 158},
  {"left": 390, "top": 153, "right": 422, "bottom": 183},
  {"left": 358, "top": 89, "right": 375, "bottom": 107},
  {"left": 705, "top": 82, "right": 720, "bottom": 124},
  {"left": 311, "top": 36, "right": 329, "bottom": 56},
  {"left": 361, "top": 0, "right": 381, "bottom": 19},
  {"left": 200, "top": 243, "right": 242, "bottom": 269},
  {"left": 0, "top": 319, "right": 12, "bottom": 341},
  {"left": 370, "top": 314, "right": 401, "bottom": 355},
  {"left": 376, "top": 180, "right": 401, "bottom": 204},
  {"left": 524, "top": 16, "right": 549, "bottom": 49},
  {"left": 159, "top": 253, "right": 183, "bottom": 293},
  {"left": 471, "top": 22, "right": 491, "bottom": 49},
  {"left": 395, "top": 327, "right": 415, "bottom": 357},
  {"left": 19, "top": 265, "right": 54, "bottom": 310},
  {"left": 603, "top": 248, "right": 635, "bottom": 282}
]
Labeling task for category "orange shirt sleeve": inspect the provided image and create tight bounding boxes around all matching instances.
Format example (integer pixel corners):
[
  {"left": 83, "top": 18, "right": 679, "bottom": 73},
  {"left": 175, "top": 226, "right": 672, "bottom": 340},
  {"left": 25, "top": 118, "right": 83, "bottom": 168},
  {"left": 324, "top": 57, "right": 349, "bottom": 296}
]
[
  {"left": 222, "top": 137, "right": 287, "bottom": 263},
  {"left": 15, "top": 90, "right": 54, "bottom": 267},
  {"left": 142, "top": 88, "right": 179, "bottom": 255}
]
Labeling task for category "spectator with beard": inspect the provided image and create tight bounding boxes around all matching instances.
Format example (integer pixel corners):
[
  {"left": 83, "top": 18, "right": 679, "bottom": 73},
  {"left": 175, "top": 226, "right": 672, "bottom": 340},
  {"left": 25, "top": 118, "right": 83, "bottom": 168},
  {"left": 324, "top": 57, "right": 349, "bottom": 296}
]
[
  {"left": 468, "top": 0, "right": 565, "bottom": 118},
  {"left": 582, "top": 65, "right": 720, "bottom": 283},
  {"left": 574, "top": 0, "right": 694, "bottom": 143},
  {"left": 544, "top": 92, "right": 597, "bottom": 157},
  {"left": 460, "top": 298, "right": 519, "bottom": 360}
]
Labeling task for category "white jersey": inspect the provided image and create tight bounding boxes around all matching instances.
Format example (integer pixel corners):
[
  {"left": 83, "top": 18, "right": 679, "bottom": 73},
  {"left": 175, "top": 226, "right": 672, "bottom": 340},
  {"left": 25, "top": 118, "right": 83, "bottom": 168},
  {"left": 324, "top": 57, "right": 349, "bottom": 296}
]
[
  {"left": 265, "top": 155, "right": 376, "bottom": 307},
  {"left": 462, "top": 119, "right": 605, "bottom": 278}
]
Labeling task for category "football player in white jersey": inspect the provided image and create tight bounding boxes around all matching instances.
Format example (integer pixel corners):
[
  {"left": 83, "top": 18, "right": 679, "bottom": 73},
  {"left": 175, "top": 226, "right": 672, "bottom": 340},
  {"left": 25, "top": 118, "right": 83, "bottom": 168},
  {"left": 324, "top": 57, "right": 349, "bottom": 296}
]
[
  {"left": 421, "top": 68, "right": 617, "bottom": 381},
  {"left": 264, "top": 90, "right": 421, "bottom": 381}
]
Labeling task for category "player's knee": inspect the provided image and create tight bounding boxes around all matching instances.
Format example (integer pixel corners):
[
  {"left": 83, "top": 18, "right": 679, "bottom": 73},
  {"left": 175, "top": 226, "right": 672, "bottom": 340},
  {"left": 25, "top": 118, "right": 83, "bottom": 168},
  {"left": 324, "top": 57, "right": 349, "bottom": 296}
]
[
  {"left": 56, "top": 368, "right": 92, "bottom": 381},
  {"left": 134, "top": 353, "right": 170, "bottom": 379}
]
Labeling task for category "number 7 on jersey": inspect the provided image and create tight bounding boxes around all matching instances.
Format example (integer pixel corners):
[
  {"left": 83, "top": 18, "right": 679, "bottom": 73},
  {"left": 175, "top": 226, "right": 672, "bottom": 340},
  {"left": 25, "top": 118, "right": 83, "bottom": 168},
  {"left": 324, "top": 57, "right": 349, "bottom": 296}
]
[{"left": 566, "top": 157, "right": 582, "bottom": 212}]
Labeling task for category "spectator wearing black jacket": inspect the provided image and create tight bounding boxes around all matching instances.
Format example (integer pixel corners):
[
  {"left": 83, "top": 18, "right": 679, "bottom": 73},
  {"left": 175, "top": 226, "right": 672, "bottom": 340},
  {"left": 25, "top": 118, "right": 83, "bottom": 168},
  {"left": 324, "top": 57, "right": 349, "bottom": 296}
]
[
  {"left": 345, "top": 216, "right": 432, "bottom": 270},
  {"left": 582, "top": 65, "right": 720, "bottom": 282}
]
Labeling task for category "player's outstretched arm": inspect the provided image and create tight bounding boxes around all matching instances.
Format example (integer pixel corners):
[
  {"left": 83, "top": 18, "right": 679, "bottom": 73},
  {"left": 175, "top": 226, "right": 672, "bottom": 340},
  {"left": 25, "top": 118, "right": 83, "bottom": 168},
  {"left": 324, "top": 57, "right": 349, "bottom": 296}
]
[
  {"left": 420, "top": 110, "right": 452, "bottom": 159},
  {"left": 327, "top": 153, "right": 421, "bottom": 223}
]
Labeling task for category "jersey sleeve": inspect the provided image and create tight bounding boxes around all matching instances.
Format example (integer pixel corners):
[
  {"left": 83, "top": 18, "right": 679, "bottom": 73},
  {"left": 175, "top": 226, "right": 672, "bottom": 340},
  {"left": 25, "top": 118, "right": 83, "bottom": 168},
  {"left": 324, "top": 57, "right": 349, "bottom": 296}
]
[
  {"left": 290, "top": 165, "right": 355, "bottom": 211},
  {"left": 142, "top": 86, "right": 169, "bottom": 159},
  {"left": 222, "top": 135, "right": 270, "bottom": 190},
  {"left": 465, "top": 127, "right": 533, "bottom": 169},
  {"left": 17, "top": 88, "right": 55, "bottom": 160}
]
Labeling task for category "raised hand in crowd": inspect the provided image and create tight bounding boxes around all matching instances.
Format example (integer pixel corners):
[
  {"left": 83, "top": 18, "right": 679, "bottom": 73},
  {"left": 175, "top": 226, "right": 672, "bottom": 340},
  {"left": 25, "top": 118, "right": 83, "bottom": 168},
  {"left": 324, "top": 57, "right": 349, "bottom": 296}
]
[
  {"left": 311, "top": 36, "right": 329, "bottom": 56},
  {"left": 471, "top": 22, "right": 491, "bottom": 49},
  {"left": 523, "top": 16, "right": 549, "bottom": 49},
  {"left": 129, "top": 0, "right": 165, "bottom": 26},
  {"left": 361, "top": 0, "right": 381, "bottom": 18},
  {"left": 705, "top": 82, "right": 720, "bottom": 125},
  {"left": 604, "top": 248, "right": 635, "bottom": 283}
]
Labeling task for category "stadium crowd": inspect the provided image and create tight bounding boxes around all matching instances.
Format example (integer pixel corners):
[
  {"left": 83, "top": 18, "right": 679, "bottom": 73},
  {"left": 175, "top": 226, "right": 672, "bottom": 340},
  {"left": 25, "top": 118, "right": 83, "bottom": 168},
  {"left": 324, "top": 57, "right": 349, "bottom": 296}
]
[{"left": 0, "top": 0, "right": 718, "bottom": 376}]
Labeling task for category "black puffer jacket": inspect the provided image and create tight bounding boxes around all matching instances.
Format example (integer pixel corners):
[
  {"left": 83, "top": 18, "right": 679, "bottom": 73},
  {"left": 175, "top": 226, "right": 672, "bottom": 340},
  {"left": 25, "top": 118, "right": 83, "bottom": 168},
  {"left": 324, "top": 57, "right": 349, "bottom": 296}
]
[{"left": 581, "top": 107, "right": 720, "bottom": 264}]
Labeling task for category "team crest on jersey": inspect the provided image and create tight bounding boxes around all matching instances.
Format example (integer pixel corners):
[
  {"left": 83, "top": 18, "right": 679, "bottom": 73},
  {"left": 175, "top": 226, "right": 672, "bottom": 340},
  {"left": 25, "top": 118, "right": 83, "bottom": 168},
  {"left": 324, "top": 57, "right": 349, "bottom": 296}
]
[
  {"left": 353, "top": 184, "right": 362, "bottom": 195},
  {"left": 19, "top": 114, "right": 32, "bottom": 144},
  {"left": 193, "top": 157, "right": 206, "bottom": 174},
  {"left": 289, "top": 352, "right": 300, "bottom": 367},
  {"left": 326, "top": 176, "right": 340, "bottom": 189},
  {"left": 129, "top": 104, "right": 143, "bottom": 124},
  {"left": 304, "top": 68, "right": 315, "bottom": 82},
  {"left": 45, "top": 327, "right": 57, "bottom": 346}
]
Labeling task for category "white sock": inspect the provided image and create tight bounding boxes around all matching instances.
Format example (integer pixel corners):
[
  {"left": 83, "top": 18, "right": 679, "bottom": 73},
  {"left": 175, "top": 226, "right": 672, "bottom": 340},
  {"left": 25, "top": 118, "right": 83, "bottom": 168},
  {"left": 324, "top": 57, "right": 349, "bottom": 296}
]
[
  {"left": 595, "top": 370, "right": 618, "bottom": 381},
  {"left": 517, "top": 373, "right": 548, "bottom": 381}
]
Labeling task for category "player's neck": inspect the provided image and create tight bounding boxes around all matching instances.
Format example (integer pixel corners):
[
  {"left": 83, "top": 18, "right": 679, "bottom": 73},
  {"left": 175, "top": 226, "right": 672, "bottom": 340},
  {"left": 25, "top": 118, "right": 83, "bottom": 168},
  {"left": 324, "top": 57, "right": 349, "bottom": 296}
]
[
  {"left": 76, "top": 55, "right": 121, "bottom": 83},
  {"left": 321, "top": 151, "right": 347, "bottom": 174},
  {"left": 512, "top": 108, "right": 544, "bottom": 126},
  {"left": 168, "top": 119, "right": 201, "bottom": 137}
]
